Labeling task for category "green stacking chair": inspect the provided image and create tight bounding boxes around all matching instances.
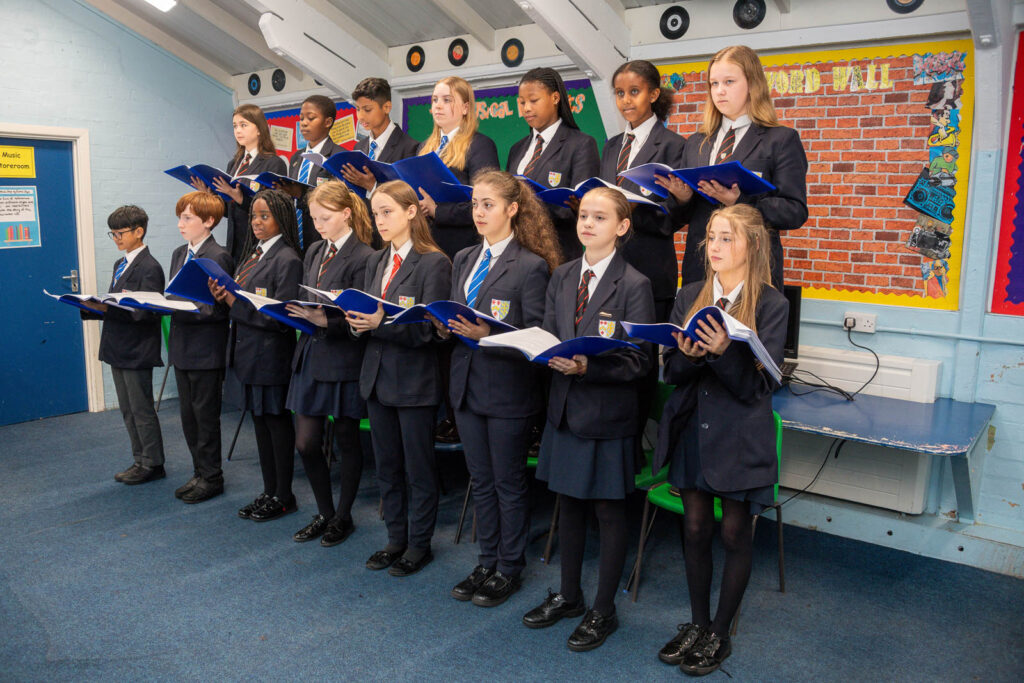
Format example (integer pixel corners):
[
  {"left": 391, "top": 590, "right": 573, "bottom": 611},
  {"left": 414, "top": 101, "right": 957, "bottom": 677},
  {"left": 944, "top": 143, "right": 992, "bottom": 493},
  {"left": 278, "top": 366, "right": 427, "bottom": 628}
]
[
  {"left": 628, "top": 411, "right": 786, "bottom": 634},
  {"left": 155, "top": 315, "right": 172, "bottom": 411}
]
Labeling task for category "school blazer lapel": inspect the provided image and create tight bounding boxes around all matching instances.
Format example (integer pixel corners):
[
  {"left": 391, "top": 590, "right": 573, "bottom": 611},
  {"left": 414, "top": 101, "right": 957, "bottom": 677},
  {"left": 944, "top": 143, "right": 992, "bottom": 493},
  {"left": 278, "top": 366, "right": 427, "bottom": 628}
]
[
  {"left": 384, "top": 249, "right": 421, "bottom": 302},
  {"left": 246, "top": 239, "right": 283, "bottom": 285},
  {"left": 629, "top": 124, "right": 665, "bottom": 169},
  {"left": 560, "top": 262, "right": 582, "bottom": 338},
  {"left": 507, "top": 138, "right": 528, "bottom": 174},
  {"left": 454, "top": 244, "right": 483, "bottom": 304},
  {"left": 475, "top": 240, "right": 518, "bottom": 306},
  {"left": 729, "top": 123, "right": 765, "bottom": 165},
  {"left": 380, "top": 128, "right": 406, "bottom": 163},
  {"left": 323, "top": 234, "right": 358, "bottom": 285},
  {"left": 369, "top": 250, "right": 390, "bottom": 297},
  {"left": 578, "top": 254, "right": 625, "bottom": 334}
]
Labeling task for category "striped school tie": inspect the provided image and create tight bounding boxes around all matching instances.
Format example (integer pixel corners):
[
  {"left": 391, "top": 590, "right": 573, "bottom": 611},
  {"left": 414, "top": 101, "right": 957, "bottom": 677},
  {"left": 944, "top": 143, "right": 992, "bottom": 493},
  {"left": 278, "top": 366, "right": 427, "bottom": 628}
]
[
  {"left": 717, "top": 127, "right": 736, "bottom": 163},
  {"left": 186, "top": 249, "right": 196, "bottom": 262},
  {"left": 235, "top": 154, "right": 251, "bottom": 176},
  {"left": 523, "top": 136, "right": 545, "bottom": 177},
  {"left": 716, "top": 297, "right": 729, "bottom": 310},
  {"left": 465, "top": 248, "right": 491, "bottom": 309},
  {"left": 368, "top": 140, "right": 378, "bottom": 161},
  {"left": 295, "top": 154, "right": 311, "bottom": 250},
  {"left": 575, "top": 269, "right": 594, "bottom": 329},
  {"left": 615, "top": 133, "right": 635, "bottom": 186},
  {"left": 113, "top": 257, "right": 127, "bottom": 285},
  {"left": 438, "top": 135, "right": 449, "bottom": 153},
  {"left": 382, "top": 253, "right": 402, "bottom": 297},
  {"left": 235, "top": 246, "right": 263, "bottom": 286},
  {"left": 317, "top": 244, "right": 338, "bottom": 287}
]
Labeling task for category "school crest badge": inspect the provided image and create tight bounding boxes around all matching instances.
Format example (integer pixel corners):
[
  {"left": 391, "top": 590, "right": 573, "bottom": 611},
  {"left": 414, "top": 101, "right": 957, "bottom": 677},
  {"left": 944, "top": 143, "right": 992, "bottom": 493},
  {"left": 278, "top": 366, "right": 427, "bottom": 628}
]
[
  {"left": 598, "top": 319, "right": 616, "bottom": 338},
  {"left": 548, "top": 171, "right": 562, "bottom": 187},
  {"left": 639, "top": 187, "right": 653, "bottom": 197},
  {"left": 250, "top": 180, "right": 261, "bottom": 192},
  {"left": 490, "top": 298, "right": 510, "bottom": 320},
  {"left": 255, "top": 287, "right": 268, "bottom": 297},
  {"left": 330, "top": 289, "right": 343, "bottom": 296},
  {"left": 317, "top": 176, "right": 329, "bottom": 186},
  {"left": 398, "top": 295, "right": 415, "bottom": 308}
]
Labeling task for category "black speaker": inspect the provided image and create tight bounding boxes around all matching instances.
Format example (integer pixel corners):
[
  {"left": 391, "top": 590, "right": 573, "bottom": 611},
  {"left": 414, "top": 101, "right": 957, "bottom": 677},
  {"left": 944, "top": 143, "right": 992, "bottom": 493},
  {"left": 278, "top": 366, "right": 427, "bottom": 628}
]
[
  {"left": 271, "top": 68, "right": 286, "bottom": 92},
  {"left": 887, "top": 0, "right": 924, "bottom": 14},
  {"left": 733, "top": 0, "right": 766, "bottom": 30},
  {"left": 247, "top": 73, "right": 261, "bottom": 96},
  {"left": 659, "top": 6, "right": 690, "bottom": 40}
]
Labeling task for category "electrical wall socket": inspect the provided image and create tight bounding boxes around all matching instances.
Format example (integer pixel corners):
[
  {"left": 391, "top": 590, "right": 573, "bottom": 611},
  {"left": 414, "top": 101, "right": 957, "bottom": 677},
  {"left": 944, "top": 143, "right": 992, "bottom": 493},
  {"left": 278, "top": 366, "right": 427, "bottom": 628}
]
[{"left": 843, "top": 312, "right": 877, "bottom": 333}]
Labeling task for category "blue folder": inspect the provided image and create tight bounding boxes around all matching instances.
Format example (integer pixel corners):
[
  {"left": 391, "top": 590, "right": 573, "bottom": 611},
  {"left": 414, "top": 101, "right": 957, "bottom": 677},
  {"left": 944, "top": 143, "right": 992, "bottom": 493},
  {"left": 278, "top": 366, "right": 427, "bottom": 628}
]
[
  {"left": 387, "top": 300, "right": 517, "bottom": 347},
  {"left": 531, "top": 336, "right": 639, "bottom": 364},
  {"left": 164, "top": 164, "right": 257, "bottom": 202},
  {"left": 165, "top": 257, "right": 240, "bottom": 306},
  {"left": 312, "top": 288, "right": 405, "bottom": 317},
  {"left": 391, "top": 153, "right": 472, "bottom": 203},
  {"left": 316, "top": 151, "right": 401, "bottom": 197},
  {"left": 615, "top": 163, "right": 677, "bottom": 198},
  {"left": 536, "top": 177, "right": 668, "bottom": 214},
  {"left": 671, "top": 161, "right": 776, "bottom": 202},
  {"left": 252, "top": 171, "right": 313, "bottom": 191},
  {"left": 238, "top": 298, "right": 317, "bottom": 335}
]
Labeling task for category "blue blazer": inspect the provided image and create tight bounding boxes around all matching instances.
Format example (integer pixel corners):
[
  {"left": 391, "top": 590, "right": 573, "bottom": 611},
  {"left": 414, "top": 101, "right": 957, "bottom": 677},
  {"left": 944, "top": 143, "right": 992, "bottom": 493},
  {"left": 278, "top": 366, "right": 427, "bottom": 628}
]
[
  {"left": 653, "top": 281, "right": 789, "bottom": 491},
  {"left": 95, "top": 247, "right": 165, "bottom": 370},
  {"left": 543, "top": 252, "right": 655, "bottom": 439},
  {"left": 167, "top": 237, "right": 234, "bottom": 370},
  {"left": 507, "top": 125, "right": 600, "bottom": 261},
  {"left": 427, "top": 132, "right": 501, "bottom": 259},
  {"left": 600, "top": 121, "right": 687, "bottom": 303},
  {"left": 293, "top": 235, "right": 375, "bottom": 382},
  {"left": 227, "top": 238, "right": 303, "bottom": 385},
  {"left": 677, "top": 124, "right": 808, "bottom": 290},
  {"left": 358, "top": 248, "right": 452, "bottom": 406},
  {"left": 448, "top": 239, "right": 550, "bottom": 418}
]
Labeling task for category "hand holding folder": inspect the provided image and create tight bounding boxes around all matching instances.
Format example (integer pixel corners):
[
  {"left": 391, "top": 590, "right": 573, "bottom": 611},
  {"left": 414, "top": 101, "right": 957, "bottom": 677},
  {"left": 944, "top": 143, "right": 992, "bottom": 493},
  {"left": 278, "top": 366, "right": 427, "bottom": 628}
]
[
  {"left": 479, "top": 326, "right": 639, "bottom": 364},
  {"left": 164, "top": 164, "right": 257, "bottom": 202},
  {"left": 232, "top": 290, "right": 321, "bottom": 335},
  {"left": 617, "top": 161, "right": 776, "bottom": 203},
  {"left": 299, "top": 285, "right": 405, "bottom": 316},
  {"left": 165, "top": 257, "right": 240, "bottom": 306},
  {"left": 536, "top": 177, "right": 668, "bottom": 214},
  {"left": 44, "top": 290, "right": 197, "bottom": 315},
  {"left": 306, "top": 151, "right": 473, "bottom": 203},
  {"left": 385, "top": 300, "right": 517, "bottom": 347}
]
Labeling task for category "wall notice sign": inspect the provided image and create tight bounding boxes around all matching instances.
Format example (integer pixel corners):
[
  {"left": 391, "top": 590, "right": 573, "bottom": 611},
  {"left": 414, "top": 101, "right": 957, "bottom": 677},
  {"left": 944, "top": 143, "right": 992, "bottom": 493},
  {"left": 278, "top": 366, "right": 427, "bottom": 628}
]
[
  {"left": 269, "top": 124, "right": 294, "bottom": 152},
  {"left": 0, "top": 145, "right": 36, "bottom": 178},
  {"left": 329, "top": 116, "right": 356, "bottom": 145},
  {"left": 0, "top": 186, "right": 42, "bottom": 249}
]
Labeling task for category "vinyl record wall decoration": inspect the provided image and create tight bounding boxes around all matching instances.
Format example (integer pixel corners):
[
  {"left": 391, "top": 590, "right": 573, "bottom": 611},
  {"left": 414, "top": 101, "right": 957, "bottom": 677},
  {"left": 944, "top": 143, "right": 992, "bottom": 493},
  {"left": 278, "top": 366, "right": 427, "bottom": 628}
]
[
  {"left": 406, "top": 46, "right": 425, "bottom": 72},
  {"left": 501, "top": 38, "right": 524, "bottom": 67},
  {"left": 448, "top": 38, "right": 468, "bottom": 67},
  {"left": 659, "top": 6, "right": 690, "bottom": 40}
]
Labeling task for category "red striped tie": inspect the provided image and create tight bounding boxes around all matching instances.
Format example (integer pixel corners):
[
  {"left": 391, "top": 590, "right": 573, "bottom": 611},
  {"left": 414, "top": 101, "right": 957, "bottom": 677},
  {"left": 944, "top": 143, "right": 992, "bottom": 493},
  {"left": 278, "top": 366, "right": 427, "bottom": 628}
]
[
  {"left": 382, "top": 253, "right": 402, "bottom": 297},
  {"left": 717, "top": 128, "right": 736, "bottom": 163},
  {"left": 317, "top": 244, "right": 338, "bottom": 287},
  {"left": 575, "top": 269, "right": 594, "bottom": 329},
  {"left": 523, "top": 135, "right": 545, "bottom": 177},
  {"left": 615, "top": 133, "right": 635, "bottom": 186},
  {"left": 235, "top": 246, "right": 262, "bottom": 285}
]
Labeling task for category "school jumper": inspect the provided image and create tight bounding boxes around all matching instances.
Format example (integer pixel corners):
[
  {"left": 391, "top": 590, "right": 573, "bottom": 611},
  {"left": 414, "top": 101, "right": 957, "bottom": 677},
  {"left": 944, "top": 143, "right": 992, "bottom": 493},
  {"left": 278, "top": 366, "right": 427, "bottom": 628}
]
[
  {"left": 167, "top": 237, "right": 234, "bottom": 487},
  {"left": 289, "top": 137, "right": 342, "bottom": 253},
  {"left": 449, "top": 237, "right": 549, "bottom": 579},
  {"left": 676, "top": 123, "right": 808, "bottom": 291},
  {"left": 224, "top": 153, "right": 288, "bottom": 265},
  {"left": 359, "top": 247, "right": 452, "bottom": 554},
  {"left": 506, "top": 123, "right": 600, "bottom": 261}
]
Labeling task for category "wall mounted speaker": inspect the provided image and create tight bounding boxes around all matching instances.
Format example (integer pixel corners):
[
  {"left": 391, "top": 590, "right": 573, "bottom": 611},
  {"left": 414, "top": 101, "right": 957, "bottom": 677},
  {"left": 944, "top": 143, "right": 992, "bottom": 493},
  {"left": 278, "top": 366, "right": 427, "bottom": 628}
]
[
  {"left": 271, "top": 68, "right": 286, "bottom": 92},
  {"left": 247, "top": 73, "right": 261, "bottom": 96},
  {"left": 733, "top": 0, "right": 766, "bottom": 30}
]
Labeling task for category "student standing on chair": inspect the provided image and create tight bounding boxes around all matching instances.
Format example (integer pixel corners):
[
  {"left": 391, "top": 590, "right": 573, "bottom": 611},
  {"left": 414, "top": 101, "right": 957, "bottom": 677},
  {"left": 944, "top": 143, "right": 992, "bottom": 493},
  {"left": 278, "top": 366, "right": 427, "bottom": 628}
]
[
  {"left": 82, "top": 206, "right": 166, "bottom": 485},
  {"left": 507, "top": 68, "right": 600, "bottom": 261},
  {"left": 278, "top": 95, "right": 342, "bottom": 254},
  {"left": 168, "top": 191, "right": 234, "bottom": 503},
  {"left": 283, "top": 181, "right": 375, "bottom": 546},
  {"left": 652, "top": 204, "right": 788, "bottom": 676},
  {"left": 346, "top": 180, "right": 451, "bottom": 578},
  {"left": 340, "top": 76, "right": 421, "bottom": 246},
  {"left": 431, "top": 170, "right": 561, "bottom": 607},
  {"left": 195, "top": 104, "right": 287, "bottom": 265},
  {"left": 210, "top": 189, "right": 303, "bottom": 523},
  {"left": 675, "top": 45, "right": 808, "bottom": 291},
  {"left": 522, "top": 187, "right": 654, "bottom": 651}
]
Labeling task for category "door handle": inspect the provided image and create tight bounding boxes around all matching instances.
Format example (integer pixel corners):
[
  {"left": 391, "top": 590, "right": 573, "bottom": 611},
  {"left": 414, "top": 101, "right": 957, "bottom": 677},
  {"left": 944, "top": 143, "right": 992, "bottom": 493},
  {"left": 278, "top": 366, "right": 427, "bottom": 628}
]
[{"left": 62, "top": 269, "right": 80, "bottom": 293}]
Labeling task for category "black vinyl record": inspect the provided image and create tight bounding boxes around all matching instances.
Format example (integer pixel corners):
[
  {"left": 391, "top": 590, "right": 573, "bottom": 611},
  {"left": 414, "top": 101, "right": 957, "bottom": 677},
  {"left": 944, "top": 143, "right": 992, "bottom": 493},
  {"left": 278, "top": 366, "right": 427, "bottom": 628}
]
[
  {"left": 887, "top": 0, "right": 924, "bottom": 13},
  {"left": 501, "top": 38, "right": 524, "bottom": 67},
  {"left": 659, "top": 6, "right": 690, "bottom": 40},
  {"left": 247, "top": 73, "right": 261, "bottom": 96},
  {"left": 733, "top": 0, "right": 766, "bottom": 30},
  {"left": 271, "top": 68, "right": 286, "bottom": 92},
  {"left": 406, "top": 46, "right": 425, "bottom": 72},
  {"left": 448, "top": 38, "right": 468, "bottom": 67}
]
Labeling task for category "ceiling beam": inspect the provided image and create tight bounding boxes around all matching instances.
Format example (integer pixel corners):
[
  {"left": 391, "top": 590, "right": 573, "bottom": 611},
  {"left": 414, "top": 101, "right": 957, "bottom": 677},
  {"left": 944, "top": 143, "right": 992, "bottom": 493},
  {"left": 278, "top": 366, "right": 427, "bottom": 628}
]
[
  {"left": 428, "top": 0, "right": 496, "bottom": 51},
  {"left": 304, "top": 0, "right": 388, "bottom": 61},
  {"left": 774, "top": 0, "right": 792, "bottom": 13},
  {"left": 82, "top": 0, "right": 233, "bottom": 86},
  {"left": 516, "top": 0, "right": 629, "bottom": 134},
  {"left": 180, "top": 0, "right": 303, "bottom": 80},
  {"left": 240, "top": 0, "right": 391, "bottom": 101}
]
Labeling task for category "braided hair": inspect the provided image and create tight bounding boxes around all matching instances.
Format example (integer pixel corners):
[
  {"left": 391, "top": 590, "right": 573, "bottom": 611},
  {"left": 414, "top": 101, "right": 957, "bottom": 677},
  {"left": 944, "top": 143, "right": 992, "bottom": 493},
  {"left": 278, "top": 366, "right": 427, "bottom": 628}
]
[
  {"left": 519, "top": 67, "right": 579, "bottom": 130},
  {"left": 237, "top": 188, "right": 301, "bottom": 264}
]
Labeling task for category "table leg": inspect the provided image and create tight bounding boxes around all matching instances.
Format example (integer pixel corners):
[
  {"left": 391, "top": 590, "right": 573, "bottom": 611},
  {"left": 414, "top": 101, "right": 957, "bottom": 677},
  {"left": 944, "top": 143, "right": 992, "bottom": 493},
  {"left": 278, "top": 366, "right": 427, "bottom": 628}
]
[{"left": 949, "top": 454, "right": 975, "bottom": 525}]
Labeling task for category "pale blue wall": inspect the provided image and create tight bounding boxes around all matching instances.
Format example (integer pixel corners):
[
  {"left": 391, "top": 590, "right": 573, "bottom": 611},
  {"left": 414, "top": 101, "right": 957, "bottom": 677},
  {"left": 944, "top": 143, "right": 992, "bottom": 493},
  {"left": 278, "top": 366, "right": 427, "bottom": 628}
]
[{"left": 0, "top": 0, "right": 236, "bottom": 407}]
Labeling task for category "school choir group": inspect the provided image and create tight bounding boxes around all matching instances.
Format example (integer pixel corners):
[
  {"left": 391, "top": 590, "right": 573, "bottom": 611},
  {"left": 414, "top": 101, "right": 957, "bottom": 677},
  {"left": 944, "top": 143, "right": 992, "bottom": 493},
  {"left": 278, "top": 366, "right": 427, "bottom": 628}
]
[{"left": 89, "top": 46, "right": 807, "bottom": 675}]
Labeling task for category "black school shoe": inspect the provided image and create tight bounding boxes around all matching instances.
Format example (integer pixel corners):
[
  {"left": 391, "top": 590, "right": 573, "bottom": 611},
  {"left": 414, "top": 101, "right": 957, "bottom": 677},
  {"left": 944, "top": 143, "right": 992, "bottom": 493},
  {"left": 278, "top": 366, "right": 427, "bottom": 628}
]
[
  {"left": 121, "top": 465, "right": 166, "bottom": 486},
  {"left": 659, "top": 623, "right": 705, "bottom": 664},
  {"left": 320, "top": 518, "right": 355, "bottom": 547},
  {"left": 679, "top": 631, "right": 731, "bottom": 676},
  {"left": 250, "top": 496, "right": 297, "bottom": 522},
  {"left": 293, "top": 514, "right": 329, "bottom": 542},
  {"left": 238, "top": 493, "right": 271, "bottom": 519},
  {"left": 114, "top": 463, "right": 142, "bottom": 483},
  {"left": 174, "top": 475, "right": 200, "bottom": 499},
  {"left": 389, "top": 549, "right": 434, "bottom": 577},
  {"left": 181, "top": 478, "right": 224, "bottom": 504},
  {"left": 522, "top": 590, "right": 586, "bottom": 629},
  {"left": 451, "top": 565, "right": 494, "bottom": 601},
  {"left": 471, "top": 571, "right": 521, "bottom": 607},
  {"left": 366, "top": 548, "right": 405, "bottom": 571},
  {"left": 567, "top": 608, "right": 619, "bottom": 652}
]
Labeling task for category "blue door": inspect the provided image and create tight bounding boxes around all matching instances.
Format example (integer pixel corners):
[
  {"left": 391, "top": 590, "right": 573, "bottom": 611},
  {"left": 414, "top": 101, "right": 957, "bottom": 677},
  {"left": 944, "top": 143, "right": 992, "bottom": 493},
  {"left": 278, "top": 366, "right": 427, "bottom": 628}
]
[{"left": 0, "top": 136, "right": 88, "bottom": 426}]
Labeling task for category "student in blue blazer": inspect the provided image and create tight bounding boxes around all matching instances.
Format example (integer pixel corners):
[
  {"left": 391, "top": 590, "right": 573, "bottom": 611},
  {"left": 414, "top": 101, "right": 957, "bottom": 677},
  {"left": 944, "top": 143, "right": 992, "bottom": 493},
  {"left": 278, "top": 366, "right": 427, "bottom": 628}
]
[
  {"left": 431, "top": 170, "right": 562, "bottom": 607},
  {"left": 167, "top": 191, "right": 234, "bottom": 503},
  {"left": 652, "top": 204, "right": 788, "bottom": 676},
  {"left": 346, "top": 180, "right": 452, "bottom": 578},
  {"left": 82, "top": 205, "right": 166, "bottom": 485},
  {"left": 211, "top": 189, "right": 303, "bottom": 524},
  {"left": 506, "top": 68, "right": 600, "bottom": 261},
  {"left": 522, "top": 187, "right": 655, "bottom": 652},
  {"left": 675, "top": 45, "right": 808, "bottom": 291},
  {"left": 283, "top": 181, "right": 376, "bottom": 546}
]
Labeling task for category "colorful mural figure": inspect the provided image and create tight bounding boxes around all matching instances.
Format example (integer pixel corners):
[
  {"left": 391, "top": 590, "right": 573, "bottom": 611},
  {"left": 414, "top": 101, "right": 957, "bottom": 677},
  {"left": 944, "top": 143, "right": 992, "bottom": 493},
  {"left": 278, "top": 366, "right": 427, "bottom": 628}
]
[{"left": 921, "top": 259, "right": 949, "bottom": 299}]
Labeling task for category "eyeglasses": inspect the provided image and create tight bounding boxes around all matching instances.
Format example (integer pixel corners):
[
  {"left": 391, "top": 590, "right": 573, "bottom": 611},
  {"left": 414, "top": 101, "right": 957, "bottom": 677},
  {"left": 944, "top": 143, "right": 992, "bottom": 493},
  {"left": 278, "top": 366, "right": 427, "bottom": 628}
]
[{"left": 107, "top": 228, "right": 136, "bottom": 240}]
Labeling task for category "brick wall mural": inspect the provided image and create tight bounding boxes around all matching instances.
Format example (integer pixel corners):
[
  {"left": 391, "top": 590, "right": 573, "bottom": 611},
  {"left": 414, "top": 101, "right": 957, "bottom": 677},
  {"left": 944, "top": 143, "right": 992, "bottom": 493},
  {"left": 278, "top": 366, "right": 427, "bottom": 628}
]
[{"left": 658, "top": 39, "right": 973, "bottom": 310}]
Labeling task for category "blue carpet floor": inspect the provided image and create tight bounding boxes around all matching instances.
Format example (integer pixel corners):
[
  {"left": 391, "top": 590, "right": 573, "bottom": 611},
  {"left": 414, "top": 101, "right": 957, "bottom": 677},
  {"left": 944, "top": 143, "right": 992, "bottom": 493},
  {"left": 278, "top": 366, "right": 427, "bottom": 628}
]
[{"left": 0, "top": 401, "right": 1022, "bottom": 681}]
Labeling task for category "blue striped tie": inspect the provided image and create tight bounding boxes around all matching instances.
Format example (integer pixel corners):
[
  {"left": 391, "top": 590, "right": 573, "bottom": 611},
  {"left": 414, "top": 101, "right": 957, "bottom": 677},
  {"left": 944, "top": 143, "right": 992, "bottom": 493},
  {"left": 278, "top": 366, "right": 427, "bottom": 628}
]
[
  {"left": 295, "top": 154, "right": 312, "bottom": 250},
  {"left": 186, "top": 249, "right": 196, "bottom": 262},
  {"left": 438, "top": 135, "right": 449, "bottom": 152},
  {"left": 368, "top": 140, "right": 378, "bottom": 160},
  {"left": 466, "top": 248, "right": 491, "bottom": 309},
  {"left": 113, "top": 257, "right": 127, "bottom": 285}
]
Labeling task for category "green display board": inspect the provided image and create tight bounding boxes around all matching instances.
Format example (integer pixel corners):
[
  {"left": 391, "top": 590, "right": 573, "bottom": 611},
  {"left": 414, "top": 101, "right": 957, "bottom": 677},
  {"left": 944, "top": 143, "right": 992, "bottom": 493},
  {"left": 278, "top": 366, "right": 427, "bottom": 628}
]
[{"left": 402, "top": 79, "right": 607, "bottom": 168}]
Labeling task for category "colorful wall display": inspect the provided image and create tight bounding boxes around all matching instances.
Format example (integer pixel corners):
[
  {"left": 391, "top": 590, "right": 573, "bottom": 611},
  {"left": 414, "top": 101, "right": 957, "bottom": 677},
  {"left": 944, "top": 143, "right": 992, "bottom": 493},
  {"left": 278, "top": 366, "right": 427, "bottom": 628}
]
[
  {"left": 0, "top": 186, "right": 41, "bottom": 249},
  {"left": 992, "top": 31, "right": 1024, "bottom": 317},
  {"left": 659, "top": 39, "right": 974, "bottom": 310},
  {"left": 264, "top": 102, "right": 360, "bottom": 161}
]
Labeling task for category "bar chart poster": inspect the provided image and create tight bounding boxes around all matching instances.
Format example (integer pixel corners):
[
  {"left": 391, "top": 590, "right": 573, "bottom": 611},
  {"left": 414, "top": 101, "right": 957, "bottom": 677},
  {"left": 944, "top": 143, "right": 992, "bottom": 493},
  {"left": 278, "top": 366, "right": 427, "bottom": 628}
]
[{"left": 0, "top": 186, "right": 41, "bottom": 249}]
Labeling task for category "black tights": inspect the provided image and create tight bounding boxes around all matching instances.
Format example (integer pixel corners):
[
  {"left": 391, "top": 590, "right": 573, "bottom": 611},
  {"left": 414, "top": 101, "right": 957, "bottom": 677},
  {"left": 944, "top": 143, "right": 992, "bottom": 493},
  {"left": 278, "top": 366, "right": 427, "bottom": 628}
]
[
  {"left": 251, "top": 412, "right": 295, "bottom": 501},
  {"left": 558, "top": 495, "right": 627, "bottom": 615},
  {"left": 294, "top": 414, "right": 363, "bottom": 521},
  {"left": 681, "top": 489, "right": 754, "bottom": 635}
]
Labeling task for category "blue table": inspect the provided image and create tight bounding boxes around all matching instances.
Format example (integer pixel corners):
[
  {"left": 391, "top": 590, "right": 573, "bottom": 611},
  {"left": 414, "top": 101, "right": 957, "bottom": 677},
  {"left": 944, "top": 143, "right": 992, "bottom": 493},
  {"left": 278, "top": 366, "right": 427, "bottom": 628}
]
[{"left": 772, "top": 390, "right": 996, "bottom": 523}]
